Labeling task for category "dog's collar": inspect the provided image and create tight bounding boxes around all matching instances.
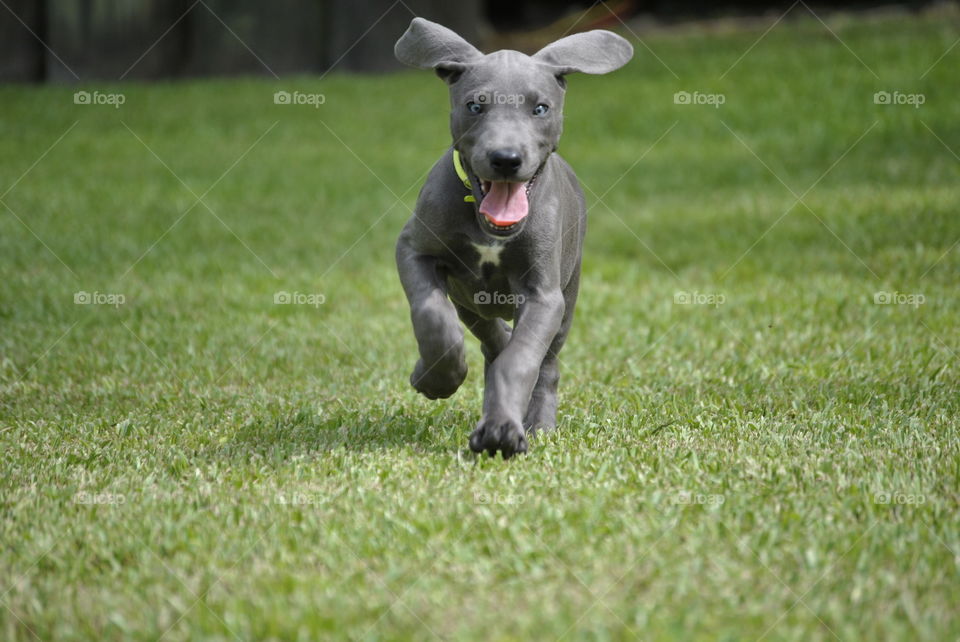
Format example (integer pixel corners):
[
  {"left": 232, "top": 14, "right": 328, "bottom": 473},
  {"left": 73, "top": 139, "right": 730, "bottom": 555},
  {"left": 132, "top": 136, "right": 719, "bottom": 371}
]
[{"left": 452, "top": 149, "right": 475, "bottom": 203}]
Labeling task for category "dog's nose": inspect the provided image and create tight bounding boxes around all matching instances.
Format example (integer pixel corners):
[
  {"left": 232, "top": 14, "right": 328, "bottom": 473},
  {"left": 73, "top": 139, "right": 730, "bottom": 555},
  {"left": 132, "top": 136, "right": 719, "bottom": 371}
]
[{"left": 489, "top": 149, "right": 522, "bottom": 176}]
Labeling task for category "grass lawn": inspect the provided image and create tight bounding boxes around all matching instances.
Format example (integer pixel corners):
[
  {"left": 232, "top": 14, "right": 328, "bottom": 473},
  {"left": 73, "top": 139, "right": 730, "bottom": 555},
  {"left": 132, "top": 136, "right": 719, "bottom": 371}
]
[{"left": 2, "top": 6, "right": 959, "bottom": 641}]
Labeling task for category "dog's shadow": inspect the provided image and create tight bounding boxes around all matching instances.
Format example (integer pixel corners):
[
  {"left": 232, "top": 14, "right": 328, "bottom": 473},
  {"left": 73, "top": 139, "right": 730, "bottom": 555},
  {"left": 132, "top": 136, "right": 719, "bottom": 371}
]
[{"left": 211, "top": 403, "right": 475, "bottom": 462}]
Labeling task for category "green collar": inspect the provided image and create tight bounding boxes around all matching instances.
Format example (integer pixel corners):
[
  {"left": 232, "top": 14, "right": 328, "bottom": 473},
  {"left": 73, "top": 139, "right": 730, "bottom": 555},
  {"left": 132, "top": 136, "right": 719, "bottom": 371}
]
[{"left": 452, "top": 149, "right": 476, "bottom": 203}]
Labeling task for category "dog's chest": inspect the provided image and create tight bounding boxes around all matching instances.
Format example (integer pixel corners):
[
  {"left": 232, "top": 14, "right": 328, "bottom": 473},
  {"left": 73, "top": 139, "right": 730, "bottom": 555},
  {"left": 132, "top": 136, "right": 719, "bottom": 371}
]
[
  {"left": 469, "top": 241, "right": 516, "bottom": 287},
  {"left": 442, "top": 241, "right": 517, "bottom": 319},
  {"left": 472, "top": 242, "right": 504, "bottom": 269}
]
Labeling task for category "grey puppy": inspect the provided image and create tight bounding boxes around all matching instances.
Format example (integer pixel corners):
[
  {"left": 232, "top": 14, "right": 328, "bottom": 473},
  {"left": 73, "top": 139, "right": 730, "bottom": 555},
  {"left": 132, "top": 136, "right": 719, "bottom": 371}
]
[{"left": 394, "top": 18, "right": 633, "bottom": 457}]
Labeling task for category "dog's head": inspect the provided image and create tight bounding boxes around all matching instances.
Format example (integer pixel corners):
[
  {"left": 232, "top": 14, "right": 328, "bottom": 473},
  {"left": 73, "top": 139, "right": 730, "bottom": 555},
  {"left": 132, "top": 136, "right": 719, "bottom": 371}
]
[{"left": 395, "top": 18, "right": 633, "bottom": 236}]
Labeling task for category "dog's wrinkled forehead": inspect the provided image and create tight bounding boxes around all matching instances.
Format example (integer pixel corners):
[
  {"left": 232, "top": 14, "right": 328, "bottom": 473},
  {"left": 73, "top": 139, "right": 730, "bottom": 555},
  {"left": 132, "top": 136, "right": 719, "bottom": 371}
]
[{"left": 453, "top": 50, "right": 564, "bottom": 101}]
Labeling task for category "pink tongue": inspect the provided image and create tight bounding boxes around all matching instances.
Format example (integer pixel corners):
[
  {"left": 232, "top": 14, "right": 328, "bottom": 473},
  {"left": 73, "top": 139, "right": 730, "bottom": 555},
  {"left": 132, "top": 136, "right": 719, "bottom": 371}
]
[{"left": 479, "top": 181, "right": 529, "bottom": 226}]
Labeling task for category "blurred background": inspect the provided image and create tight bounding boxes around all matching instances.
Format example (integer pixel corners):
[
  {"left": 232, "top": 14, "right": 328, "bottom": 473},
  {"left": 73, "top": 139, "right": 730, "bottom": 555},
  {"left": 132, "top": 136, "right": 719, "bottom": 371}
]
[{"left": 0, "top": 0, "right": 944, "bottom": 82}]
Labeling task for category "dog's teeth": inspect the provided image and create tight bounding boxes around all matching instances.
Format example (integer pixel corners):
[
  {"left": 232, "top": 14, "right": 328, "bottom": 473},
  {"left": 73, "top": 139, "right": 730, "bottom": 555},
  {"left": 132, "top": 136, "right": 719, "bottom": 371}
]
[{"left": 482, "top": 217, "right": 517, "bottom": 233}]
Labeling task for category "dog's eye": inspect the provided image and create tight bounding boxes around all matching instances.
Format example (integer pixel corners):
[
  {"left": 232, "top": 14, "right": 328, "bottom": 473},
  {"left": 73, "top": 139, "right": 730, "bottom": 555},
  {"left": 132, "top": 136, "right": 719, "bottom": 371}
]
[
  {"left": 466, "top": 101, "right": 483, "bottom": 114},
  {"left": 533, "top": 104, "right": 549, "bottom": 116}
]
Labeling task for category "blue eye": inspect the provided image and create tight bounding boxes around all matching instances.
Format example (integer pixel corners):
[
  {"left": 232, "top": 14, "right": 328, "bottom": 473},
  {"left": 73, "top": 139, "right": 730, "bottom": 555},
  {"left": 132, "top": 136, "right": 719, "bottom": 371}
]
[
  {"left": 467, "top": 101, "right": 483, "bottom": 114},
  {"left": 533, "top": 104, "right": 549, "bottom": 116}
]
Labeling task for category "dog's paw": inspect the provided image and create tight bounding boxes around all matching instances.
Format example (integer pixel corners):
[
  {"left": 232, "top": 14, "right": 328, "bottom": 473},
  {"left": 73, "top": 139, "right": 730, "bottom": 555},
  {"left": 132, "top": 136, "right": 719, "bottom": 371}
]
[
  {"left": 410, "top": 358, "right": 466, "bottom": 400},
  {"left": 469, "top": 415, "right": 527, "bottom": 459}
]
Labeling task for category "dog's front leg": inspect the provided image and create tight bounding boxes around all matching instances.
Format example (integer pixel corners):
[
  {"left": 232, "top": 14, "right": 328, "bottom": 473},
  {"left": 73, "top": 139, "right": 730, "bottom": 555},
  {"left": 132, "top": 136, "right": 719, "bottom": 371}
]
[
  {"left": 396, "top": 235, "right": 467, "bottom": 400},
  {"left": 470, "top": 290, "right": 564, "bottom": 457}
]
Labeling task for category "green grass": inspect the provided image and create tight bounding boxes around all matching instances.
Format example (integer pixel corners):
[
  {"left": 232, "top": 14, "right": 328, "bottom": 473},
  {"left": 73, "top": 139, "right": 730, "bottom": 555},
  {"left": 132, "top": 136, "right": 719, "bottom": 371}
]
[{"left": 2, "top": 7, "right": 959, "bottom": 640}]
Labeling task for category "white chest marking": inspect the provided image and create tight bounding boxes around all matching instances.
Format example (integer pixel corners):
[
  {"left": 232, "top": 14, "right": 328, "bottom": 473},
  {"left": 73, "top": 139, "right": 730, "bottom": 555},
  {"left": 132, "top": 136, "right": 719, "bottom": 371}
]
[{"left": 472, "top": 242, "right": 505, "bottom": 268}]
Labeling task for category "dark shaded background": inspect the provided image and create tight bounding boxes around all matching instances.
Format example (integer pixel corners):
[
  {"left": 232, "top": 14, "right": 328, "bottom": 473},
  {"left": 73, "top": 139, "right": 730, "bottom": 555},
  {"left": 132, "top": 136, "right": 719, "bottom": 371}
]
[{"left": 0, "top": 0, "right": 941, "bottom": 82}]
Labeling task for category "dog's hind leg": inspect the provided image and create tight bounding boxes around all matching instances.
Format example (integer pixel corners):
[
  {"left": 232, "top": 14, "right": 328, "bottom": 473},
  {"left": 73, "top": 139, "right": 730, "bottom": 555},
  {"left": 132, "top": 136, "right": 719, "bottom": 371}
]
[{"left": 454, "top": 303, "right": 512, "bottom": 374}]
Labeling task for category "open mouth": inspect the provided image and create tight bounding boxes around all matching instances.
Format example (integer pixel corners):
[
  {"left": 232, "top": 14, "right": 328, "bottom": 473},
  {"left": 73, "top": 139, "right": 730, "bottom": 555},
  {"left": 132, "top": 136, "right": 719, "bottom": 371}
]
[{"left": 477, "top": 179, "right": 531, "bottom": 234}]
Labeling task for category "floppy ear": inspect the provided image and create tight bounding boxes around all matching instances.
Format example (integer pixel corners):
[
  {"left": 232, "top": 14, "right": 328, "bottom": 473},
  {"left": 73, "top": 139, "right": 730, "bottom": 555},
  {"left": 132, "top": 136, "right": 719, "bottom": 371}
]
[
  {"left": 533, "top": 30, "right": 634, "bottom": 75},
  {"left": 395, "top": 18, "right": 482, "bottom": 81}
]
